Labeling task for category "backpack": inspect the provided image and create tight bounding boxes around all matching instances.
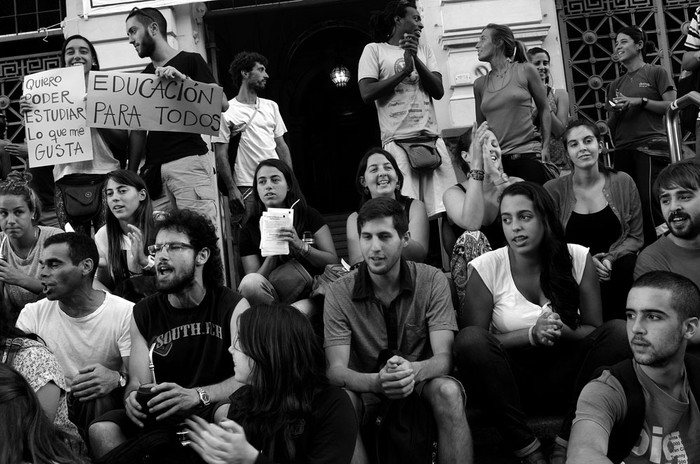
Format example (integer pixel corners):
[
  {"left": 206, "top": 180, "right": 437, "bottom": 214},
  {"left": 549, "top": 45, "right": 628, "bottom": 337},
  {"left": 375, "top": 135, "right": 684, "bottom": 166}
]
[{"left": 561, "top": 356, "right": 700, "bottom": 464}]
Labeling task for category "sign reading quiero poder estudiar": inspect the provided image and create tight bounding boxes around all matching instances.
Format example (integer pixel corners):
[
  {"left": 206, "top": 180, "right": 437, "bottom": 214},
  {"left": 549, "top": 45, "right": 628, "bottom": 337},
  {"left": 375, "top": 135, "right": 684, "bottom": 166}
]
[
  {"left": 23, "top": 66, "right": 94, "bottom": 168},
  {"left": 86, "top": 71, "right": 222, "bottom": 136}
]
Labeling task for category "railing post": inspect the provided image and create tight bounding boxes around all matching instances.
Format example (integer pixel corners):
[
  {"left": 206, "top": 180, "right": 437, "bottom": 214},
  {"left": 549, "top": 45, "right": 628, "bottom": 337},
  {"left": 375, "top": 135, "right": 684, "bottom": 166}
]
[{"left": 665, "top": 91, "right": 700, "bottom": 164}]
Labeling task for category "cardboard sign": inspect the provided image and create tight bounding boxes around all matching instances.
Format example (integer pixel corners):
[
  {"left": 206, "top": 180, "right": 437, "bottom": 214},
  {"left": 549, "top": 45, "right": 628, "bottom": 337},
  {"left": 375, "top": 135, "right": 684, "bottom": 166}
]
[
  {"left": 86, "top": 71, "right": 222, "bottom": 136},
  {"left": 23, "top": 66, "right": 94, "bottom": 168}
]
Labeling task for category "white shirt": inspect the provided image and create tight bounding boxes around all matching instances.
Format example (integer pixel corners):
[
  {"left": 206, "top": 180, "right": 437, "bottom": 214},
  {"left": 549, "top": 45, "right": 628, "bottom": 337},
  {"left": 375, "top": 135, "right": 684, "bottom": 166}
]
[
  {"left": 16, "top": 291, "right": 133, "bottom": 389},
  {"left": 468, "top": 244, "right": 589, "bottom": 334},
  {"left": 212, "top": 97, "right": 287, "bottom": 187}
]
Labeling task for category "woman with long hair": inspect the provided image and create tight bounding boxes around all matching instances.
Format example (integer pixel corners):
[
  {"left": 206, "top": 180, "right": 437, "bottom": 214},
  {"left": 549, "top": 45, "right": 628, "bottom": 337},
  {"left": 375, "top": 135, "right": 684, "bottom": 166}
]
[
  {"left": 94, "top": 169, "right": 155, "bottom": 295},
  {"left": 186, "top": 304, "right": 357, "bottom": 464},
  {"left": 607, "top": 26, "right": 675, "bottom": 245},
  {"left": 443, "top": 122, "right": 521, "bottom": 309},
  {"left": 238, "top": 159, "right": 338, "bottom": 309},
  {"left": 474, "top": 24, "right": 551, "bottom": 184},
  {"left": 346, "top": 148, "right": 428, "bottom": 265},
  {"left": 0, "top": 363, "right": 85, "bottom": 464},
  {"left": 545, "top": 120, "right": 643, "bottom": 320},
  {"left": 0, "top": 171, "right": 63, "bottom": 323},
  {"left": 0, "top": 311, "right": 85, "bottom": 455},
  {"left": 453, "top": 182, "right": 629, "bottom": 464},
  {"left": 527, "top": 46, "right": 570, "bottom": 172},
  {"left": 21, "top": 35, "right": 125, "bottom": 236}
]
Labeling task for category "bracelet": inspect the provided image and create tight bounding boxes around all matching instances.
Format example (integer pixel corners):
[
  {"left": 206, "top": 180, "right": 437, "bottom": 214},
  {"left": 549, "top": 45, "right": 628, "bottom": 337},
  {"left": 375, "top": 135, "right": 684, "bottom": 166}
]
[
  {"left": 468, "top": 169, "right": 485, "bottom": 181},
  {"left": 528, "top": 326, "right": 537, "bottom": 346},
  {"left": 302, "top": 242, "right": 311, "bottom": 258}
]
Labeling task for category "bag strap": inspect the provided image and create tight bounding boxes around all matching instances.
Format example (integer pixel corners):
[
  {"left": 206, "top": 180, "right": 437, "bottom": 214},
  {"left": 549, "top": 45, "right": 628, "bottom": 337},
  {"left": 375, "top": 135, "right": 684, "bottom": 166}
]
[
  {"left": 234, "top": 100, "right": 260, "bottom": 135},
  {"left": 606, "top": 359, "right": 645, "bottom": 464},
  {"left": 1, "top": 338, "right": 28, "bottom": 366}
]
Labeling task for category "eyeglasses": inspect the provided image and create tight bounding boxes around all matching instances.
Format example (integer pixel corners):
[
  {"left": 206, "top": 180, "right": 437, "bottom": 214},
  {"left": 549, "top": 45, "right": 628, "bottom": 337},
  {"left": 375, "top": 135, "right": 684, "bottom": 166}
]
[
  {"left": 130, "top": 7, "right": 158, "bottom": 25},
  {"left": 148, "top": 242, "right": 194, "bottom": 255}
]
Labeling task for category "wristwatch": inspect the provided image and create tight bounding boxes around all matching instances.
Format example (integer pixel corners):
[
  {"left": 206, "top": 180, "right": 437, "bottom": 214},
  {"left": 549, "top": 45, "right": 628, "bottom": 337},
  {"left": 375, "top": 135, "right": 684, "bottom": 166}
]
[
  {"left": 195, "top": 387, "right": 210, "bottom": 406},
  {"left": 117, "top": 372, "right": 127, "bottom": 388},
  {"left": 640, "top": 97, "right": 648, "bottom": 108}
]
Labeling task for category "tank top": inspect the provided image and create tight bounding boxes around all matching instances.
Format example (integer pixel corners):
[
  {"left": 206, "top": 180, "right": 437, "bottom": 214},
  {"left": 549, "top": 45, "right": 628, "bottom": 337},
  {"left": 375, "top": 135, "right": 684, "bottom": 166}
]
[{"left": 565, "top": 205, "right": 621, "bottom": 256}]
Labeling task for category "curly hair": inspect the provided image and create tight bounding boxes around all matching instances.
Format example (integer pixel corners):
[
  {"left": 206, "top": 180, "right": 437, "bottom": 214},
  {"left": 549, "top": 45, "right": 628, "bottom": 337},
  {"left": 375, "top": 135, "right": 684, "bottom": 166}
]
[
  {"left": 228, "top": 51, "right": 269, "bottom": 90},
  {"left": 104, "top": 170, "right": 154, "bottom": 286},
  {"left": 500, "top": 182, "right": 581, "bottom": 328},
  {"left": 154, "top": 209, "right": 223, "bottom": 288},
  {"left": 229, "top": 304, "right": 326, "bottom": 459},
  {"left": 0, "top": 364, "right": 83, "bottom": 464},
  {"left": 369, "top": 0, "right": 417, "bottom": 42},
  {"left": 0, "top": 171, "right": 41, "bottom": 224}
]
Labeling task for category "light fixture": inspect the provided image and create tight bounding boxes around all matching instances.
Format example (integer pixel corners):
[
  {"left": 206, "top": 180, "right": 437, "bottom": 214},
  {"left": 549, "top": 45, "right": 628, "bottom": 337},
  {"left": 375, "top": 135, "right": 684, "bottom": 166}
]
[{"left": 330, "top": 65, "right": 351, "bottom": 87}]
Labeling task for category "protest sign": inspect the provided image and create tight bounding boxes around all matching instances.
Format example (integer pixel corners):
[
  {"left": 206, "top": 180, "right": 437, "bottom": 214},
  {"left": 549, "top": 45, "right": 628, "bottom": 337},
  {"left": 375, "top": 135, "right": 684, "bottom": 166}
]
[
  {"left": 86, "top": 71, "right": 223, "bottom": 136},
  {"left": 23, "top": 66, "right": 93, "bottom": 168}
]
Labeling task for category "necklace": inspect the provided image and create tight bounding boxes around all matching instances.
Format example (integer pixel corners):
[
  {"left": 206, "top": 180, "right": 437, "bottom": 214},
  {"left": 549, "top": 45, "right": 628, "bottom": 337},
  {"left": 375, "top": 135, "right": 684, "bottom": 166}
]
[
  {"left": 10, "top": 227, "right": 39, "bottom": 260},
  {"left": 487, "top": 62, "right": 513, "bottom": 92}
]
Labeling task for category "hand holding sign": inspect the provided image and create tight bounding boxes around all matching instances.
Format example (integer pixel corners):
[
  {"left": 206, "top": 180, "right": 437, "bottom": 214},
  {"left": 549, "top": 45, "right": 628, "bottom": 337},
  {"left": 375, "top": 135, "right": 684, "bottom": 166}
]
[
  {"left": 86, "top": 71, "right": 223, "bottom": 136},
  {"left": 22, "top": 66, "right": 93, "bottom": 168}
]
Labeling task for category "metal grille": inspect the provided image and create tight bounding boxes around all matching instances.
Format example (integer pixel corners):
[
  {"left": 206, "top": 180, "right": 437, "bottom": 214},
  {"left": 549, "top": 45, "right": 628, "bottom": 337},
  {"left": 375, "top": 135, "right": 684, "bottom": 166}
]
[
  {"left": 0, "top": 52, "right": 62, "bottom": 143},
  {"left": 0, "top": 0, "right": 66, "bottom": 37},
  {"left": 556, "top": 0, "right": 694, "bottom": 143}
]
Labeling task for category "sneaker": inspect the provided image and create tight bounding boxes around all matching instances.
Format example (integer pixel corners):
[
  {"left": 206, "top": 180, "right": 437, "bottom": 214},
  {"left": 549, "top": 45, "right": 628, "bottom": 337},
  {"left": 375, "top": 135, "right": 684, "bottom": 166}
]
[
  {"left": 549, "top": 443, "right": 567, "bottom": 464},
  {"left": 521, "top": 449, "right": 548, "bottom": 464}
]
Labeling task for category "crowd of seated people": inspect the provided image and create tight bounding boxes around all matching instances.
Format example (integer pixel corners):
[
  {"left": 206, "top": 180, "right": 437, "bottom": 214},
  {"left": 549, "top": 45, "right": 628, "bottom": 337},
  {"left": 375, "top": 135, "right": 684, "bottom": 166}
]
[{"left": 2, "top": 2, "right": 700, "bottom": 464}]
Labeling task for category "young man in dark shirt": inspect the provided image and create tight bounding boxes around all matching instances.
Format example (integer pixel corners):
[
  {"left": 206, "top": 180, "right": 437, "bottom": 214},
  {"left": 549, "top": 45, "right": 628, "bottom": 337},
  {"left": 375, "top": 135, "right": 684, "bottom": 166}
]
[{"left": 124, "top": 7, "right": 227, "bottom": 229}]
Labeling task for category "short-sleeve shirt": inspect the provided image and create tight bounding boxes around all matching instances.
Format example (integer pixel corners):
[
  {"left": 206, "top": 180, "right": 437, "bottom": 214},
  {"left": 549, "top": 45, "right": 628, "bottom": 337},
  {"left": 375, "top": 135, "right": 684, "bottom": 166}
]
[
  {"left": 358, "top": 42, "right": 440, "bottom": 144},
  {"left": 468, "top": 244, "right": 589, "bottom": 334},
  {"left": 606, "top": 64, "right": 675, "bottom": 149},
  {"left": 634, "top": 235, "right": 700, "bottom": 289},
  {"left": 142, "top": 51, "right": 217, "bottom": 165},
  {"left": 324, "top": 258, "right": 457, "bottom": 374},
  {"left": 212, "top": 97, "right": 287, "bottom": 187},
  {"left": 11, "top": 338, "right": 83, "bottom": 447},
  {"left": 15, "top": 292, "right": 133, "bottom": 388},
  {"left": 0, "top": 225, "right": 62, "bottom": 321},
  {"left": 685, "top": 7, "right": 700, "bottom": 52},
  {"left": 573, "top": 363, "right": 700, "bottom": 463},
  {"left": 133, "top": 286, "right": 242, "bottom": 388},
  {"left": 240, "top": 206, "right": 327, "bottom": 276}
]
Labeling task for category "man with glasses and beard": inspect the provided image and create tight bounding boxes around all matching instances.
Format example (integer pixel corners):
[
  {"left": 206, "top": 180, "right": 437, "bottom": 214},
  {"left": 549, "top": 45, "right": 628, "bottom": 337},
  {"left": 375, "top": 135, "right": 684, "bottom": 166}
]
[
  {"left": 568, "top": 271, "right": 700, "bottom": 464},
  {"left": 124, "top": 7, "right": 227, "bottom": 230},
  {"left": 88, "top": 210, "right": 248, "bottom": 460},
  {"left": 634, "top": 159, "right": 700, "bottom": 290}
]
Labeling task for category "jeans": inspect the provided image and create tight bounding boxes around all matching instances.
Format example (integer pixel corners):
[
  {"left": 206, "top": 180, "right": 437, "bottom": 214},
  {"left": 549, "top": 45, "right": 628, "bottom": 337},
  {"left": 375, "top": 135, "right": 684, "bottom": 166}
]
[
  {"left": 453, "top": 320, "right": 630, "bottom": 456},
  {"left": 614, "top": 149, "right": 669, "bottom": 245}
]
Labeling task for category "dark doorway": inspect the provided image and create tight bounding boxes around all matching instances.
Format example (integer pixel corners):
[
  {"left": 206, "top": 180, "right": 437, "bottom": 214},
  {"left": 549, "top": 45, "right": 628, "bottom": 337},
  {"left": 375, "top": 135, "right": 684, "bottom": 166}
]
[{"left": 206, "top": 0, "right": 382, "bottom": 214}]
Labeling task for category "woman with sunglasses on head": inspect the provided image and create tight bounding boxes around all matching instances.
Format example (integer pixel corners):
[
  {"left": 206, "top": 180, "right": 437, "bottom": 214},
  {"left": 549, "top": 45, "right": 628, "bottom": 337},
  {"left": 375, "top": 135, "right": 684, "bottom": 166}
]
[
  {"left": 238, "top": 159, "right": 338, "bottom": 312},
  {"left": 21, "top": 35, "right": 125, "bottom": 236},
  {"left": 94, "top": 169, "right": 156, "bottom": 301},
  {"left": 453, "top": 182, "right": 629, "bottom": 464},
  {"left": 545, "top": 120, "right": 643, "bottom": 321},
  {"left": 474, "top": 24, "right": 551, "bottom": 184},
  {"left": 607, "top": 26, "right": 675, "bottom": 245},
  {"left": 0, "top": 171, "right": 63, "bottom": 323},
  {"left": 346, "top": 148, "right": 429, "bottom": 265},
  {"left": 443, "top": 122, "right": 522, "bottom": 310},
  {"left": 186, "top": 303, "right": 357, "bottom": 464},
  {"left": 527, "top": 47, "right": 570, "bottom": 173}
]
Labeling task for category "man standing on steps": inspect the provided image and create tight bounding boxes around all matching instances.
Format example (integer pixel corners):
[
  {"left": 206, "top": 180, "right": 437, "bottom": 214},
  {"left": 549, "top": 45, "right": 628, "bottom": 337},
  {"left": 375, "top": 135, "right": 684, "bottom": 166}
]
[{"left": 213, "top": 51, "right": 292, "bottom": 225}]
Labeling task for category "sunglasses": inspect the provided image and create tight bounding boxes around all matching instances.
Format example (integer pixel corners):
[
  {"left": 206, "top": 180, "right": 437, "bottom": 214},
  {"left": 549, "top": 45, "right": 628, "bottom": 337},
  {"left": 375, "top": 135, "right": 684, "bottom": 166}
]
[{"left": 130, "top": 7, "right": 158, "bottom": 25}]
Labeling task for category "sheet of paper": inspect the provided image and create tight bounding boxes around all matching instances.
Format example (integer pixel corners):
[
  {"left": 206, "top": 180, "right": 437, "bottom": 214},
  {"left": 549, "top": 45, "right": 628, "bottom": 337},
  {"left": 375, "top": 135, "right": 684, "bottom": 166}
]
[{"left": 260, "top": 207, "right": 294, "bottom": 257}]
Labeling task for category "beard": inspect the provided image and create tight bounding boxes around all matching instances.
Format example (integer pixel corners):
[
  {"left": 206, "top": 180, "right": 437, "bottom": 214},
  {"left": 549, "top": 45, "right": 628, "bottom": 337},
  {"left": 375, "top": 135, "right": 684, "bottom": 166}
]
[
  {"left": 156, "top": 263, "right": 196, "bottom": 294},
  {"left": 139, "top": 33, "right": 156, "bottom": 58},
  {"left": 666, "top": 211, "right": 700, "bottom": 240}
]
